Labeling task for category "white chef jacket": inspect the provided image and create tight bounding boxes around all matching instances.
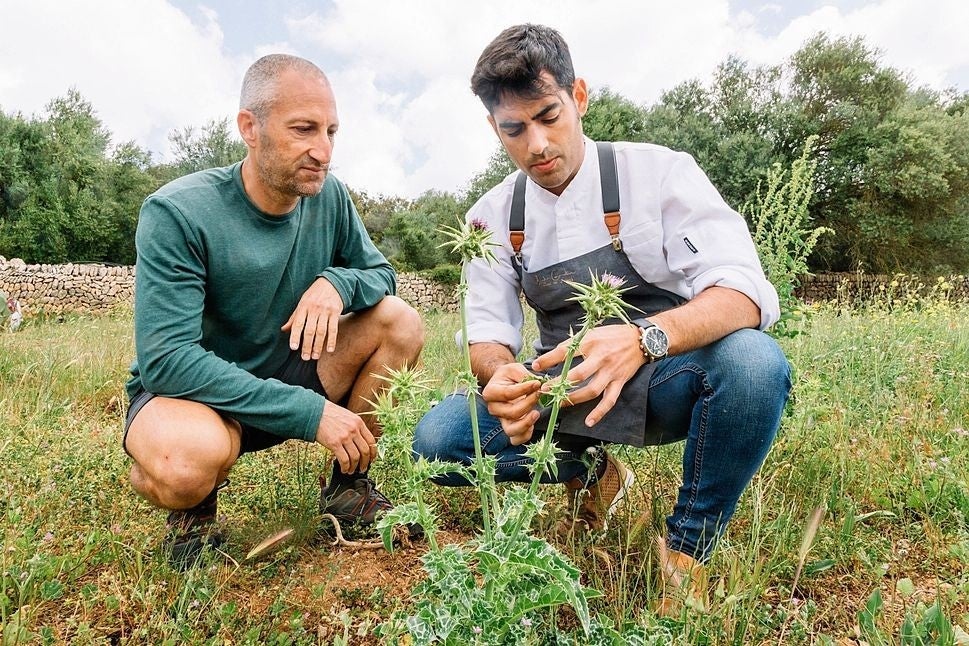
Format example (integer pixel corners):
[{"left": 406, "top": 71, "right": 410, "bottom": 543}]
[{"left": 463, "top": 137, "right": 780, "bottom": 355}]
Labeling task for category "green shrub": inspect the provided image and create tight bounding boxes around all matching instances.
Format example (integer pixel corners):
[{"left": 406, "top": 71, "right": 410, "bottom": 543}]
[{"left": 422, "top": 264, "right": 462, "bottom": 285}]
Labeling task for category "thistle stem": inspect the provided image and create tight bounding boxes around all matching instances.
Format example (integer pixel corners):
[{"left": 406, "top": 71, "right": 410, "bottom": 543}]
[
  {"left": 459, "top": 274, "right": 494, "bottom": 540},
  {"left": 527, "top": 326, "right": 588, "bottom": 499},
  {"left": 501, "top": 321, "right": 592, "bottom": 546}
]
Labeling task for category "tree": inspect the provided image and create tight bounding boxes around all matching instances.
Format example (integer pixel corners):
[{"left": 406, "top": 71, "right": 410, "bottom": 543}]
[
  {"left": 583, "top": 88, "right": 649, "bottom": 142},
  {"left": 637, "top": 34, "right": 969, "bottom": 273},
  {"left": 163, "top": 117, "right": 247, "bottom": 180},
  {"left": 350, "top": 188, "right": 411, "bottom": 245},
  {"left": 0, "top": 90, "right": 157, "bottom": 264},
  {"left": 380, "top": 190, "right": 463, "bottom": 270},
  {"left": 641, "top": 60, "right": 782, "bottom": 212},
  {"left": 781, "top": 34, "right": 968, "bottom": 271}
]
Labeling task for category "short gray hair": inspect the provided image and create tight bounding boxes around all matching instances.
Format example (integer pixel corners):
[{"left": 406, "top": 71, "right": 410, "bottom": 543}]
[{"left": 240, "top": 54, "right": 326, "bottom": 120}]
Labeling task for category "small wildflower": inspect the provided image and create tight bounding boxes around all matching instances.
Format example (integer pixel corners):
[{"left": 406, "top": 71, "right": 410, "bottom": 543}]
[
  {"left": 189, "top": 599, "right": 201, "bottom": 610},
  {"left": 472, "top": 626, "right": 482, "bottom": 635},
  {"left": 521, "top": 617, "right": 533, "bottom": 628},
  {"left": 41, "top": 531, "right": 54, "bottom": 543},
  {"left": 927, "top": 459, "right": 937, "bottom": 471},
  {"left": 954, "top": 427, "right": 968, "bottom": 438}
]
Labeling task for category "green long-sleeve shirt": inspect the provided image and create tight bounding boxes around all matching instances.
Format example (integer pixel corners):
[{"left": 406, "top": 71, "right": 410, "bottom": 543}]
[{"left": 126, "top": 162, "right": 396, "bottom": 442}]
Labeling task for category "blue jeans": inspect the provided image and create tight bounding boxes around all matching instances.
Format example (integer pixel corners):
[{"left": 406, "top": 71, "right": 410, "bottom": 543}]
[{"left": 413, "top": 329, "right": 792, "bottom": 561}]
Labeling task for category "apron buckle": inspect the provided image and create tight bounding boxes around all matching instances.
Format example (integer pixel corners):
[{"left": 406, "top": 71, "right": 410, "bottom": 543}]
[{"left": 611, "top": 235, "right": 623, "bottom": 252}]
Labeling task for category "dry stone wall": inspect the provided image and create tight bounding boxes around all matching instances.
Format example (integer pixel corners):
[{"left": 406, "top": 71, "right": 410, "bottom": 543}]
[
  {"left": 794, "top": 272, "right": 969, "bottom": 303},
  {"left": 0, "top": 256, "right": 456, "bottom": 315},
  {"left": 396, "top": 274, "right": 458, "bottom": 312},
  {"left": 2, "top": 256, "right": 966, "bottom": 317},
  {"left": 0, "top": 257, "right": 135, "bottom": 315}
]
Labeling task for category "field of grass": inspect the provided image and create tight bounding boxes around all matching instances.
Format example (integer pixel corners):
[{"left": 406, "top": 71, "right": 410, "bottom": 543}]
[{"left": 1, "top": 297, "right": 967, "bottom": 644}]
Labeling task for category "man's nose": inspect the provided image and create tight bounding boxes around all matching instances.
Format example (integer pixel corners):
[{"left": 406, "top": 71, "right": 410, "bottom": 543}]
[
  {"left": 308, "top": 132, "right": 333, "bottom": 164},
  {"left": 526, "top": 127, "right": 548, "bottom": 157}
]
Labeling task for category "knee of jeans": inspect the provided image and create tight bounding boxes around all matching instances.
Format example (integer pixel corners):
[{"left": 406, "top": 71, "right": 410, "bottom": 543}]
[
  {"left": 412, "top": 399, "right": 466, "bottom": 462},
  {"left": 413, "top": 418, "right": 445, "bottom": 461},
  {"left": 717, "top": 330, "right": 790, "bottom": 387}
]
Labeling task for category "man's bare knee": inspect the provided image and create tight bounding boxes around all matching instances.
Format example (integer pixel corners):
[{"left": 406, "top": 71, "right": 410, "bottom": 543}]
[
  {"left": 375, "top": 296, "right": 425, "bottom": 355},
  {"left": 125, "top": 398, "right": 240, "bottom": 510},
  {"left": 130, "top": 457, "right": 223, "bottom": 510}
]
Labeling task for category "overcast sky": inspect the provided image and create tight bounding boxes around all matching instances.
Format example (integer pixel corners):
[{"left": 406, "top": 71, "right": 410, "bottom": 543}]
[{"left": 1, "top": 0, "right": 967, "bottom": 199}]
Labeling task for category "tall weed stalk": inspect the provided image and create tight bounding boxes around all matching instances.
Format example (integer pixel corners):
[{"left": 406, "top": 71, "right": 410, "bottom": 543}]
[{"left": 745, "top": 136, "right": 832, "bottom": 337}]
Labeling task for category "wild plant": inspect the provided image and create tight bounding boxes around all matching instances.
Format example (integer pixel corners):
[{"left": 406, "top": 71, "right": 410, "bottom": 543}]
[
  {"left": 370, "top": 219, "right": 641, "bottom": 643},
  {"left": 745, "top": 136, "right": 832, "bottom": 337}
]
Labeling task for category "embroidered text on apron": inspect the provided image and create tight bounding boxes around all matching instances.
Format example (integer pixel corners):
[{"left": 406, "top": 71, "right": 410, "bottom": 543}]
[{"left": 510, "top": 142, "right": 686, "bottom": 447}]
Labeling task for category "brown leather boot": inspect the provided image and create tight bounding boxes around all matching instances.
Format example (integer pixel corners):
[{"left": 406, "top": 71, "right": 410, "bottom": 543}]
[{"left": 655, "top": 536, "right": 707, "bottom": 617}]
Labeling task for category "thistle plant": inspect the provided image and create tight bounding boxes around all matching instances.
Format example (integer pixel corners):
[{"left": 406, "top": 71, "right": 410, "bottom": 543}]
[
  {"left": 507, "top": 272, "right": 635, "bottom": 541},
  {"left": 371, "top": 366, "right": 457, "bottom": 553},
  {"left": 373, "top": 223, "right": 638, "bottom": 643},
  {"left": 438, "top": 217, "right": 501, "bottom": 540}
]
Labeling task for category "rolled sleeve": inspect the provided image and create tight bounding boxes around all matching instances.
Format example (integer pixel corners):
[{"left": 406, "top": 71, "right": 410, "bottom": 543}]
[
  {"left": 691, "top": 266, "right": 780, "bottom": 330},
  {"left": 660, "top": 152, "right": 780, "bottom": 330}
]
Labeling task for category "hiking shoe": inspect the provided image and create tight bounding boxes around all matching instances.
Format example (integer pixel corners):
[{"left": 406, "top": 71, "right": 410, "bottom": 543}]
[
  {"left": 319, "top": 474, "right": 423, "bottom": 538},
  {"left": 165, "top": 480, "right": 227, "bottom": 570},
  {"left": 556, "top": 451, "right": 635, "bottom": 536}
]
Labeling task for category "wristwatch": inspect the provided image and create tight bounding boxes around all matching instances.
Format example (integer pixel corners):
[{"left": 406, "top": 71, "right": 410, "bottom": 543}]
[{"left": 632, "top": 318, "right": 669, "bottom": 363}]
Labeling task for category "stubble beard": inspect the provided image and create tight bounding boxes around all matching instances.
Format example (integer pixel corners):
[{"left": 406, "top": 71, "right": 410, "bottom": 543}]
[{"left": 257, "top": 136, "right": 327, "bottom": 201}]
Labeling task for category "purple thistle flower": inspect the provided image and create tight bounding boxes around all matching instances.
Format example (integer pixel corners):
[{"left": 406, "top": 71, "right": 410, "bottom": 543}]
[
  {"left": 599, "top": 272, "right": 625, "bottom": 288},
  {"left": 469, "top": 217, "right": 489, "bottom": 232}
]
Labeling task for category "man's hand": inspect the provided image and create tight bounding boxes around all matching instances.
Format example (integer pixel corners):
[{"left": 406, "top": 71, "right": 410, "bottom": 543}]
[
  {"left": 282, "top": 277, "right": 344, "bottom": 360},
  {"left": 481, "top": 362, "right": 542, "bottom": 446},
  {"left": 532, "top": 324, "right": 644, "bottom": 428},
  {"left": 316, "top": 401, "right": 377, "bottom": 475}
]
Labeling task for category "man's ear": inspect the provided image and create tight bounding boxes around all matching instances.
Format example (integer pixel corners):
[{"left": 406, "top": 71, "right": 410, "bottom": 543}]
[
  {"left": 572, "top": 77, "right": 589, "bottom": 118},
  {"left": 237, "top": 110, "right": 258, "bottom": 148}
]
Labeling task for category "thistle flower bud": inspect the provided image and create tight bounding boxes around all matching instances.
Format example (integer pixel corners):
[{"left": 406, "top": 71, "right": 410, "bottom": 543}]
[{"left": 439, "top": 217, "right": 500, "bottom": 264}]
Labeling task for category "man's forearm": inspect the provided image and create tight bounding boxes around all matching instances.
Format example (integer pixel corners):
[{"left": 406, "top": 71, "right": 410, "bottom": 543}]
[
  {"left": 469, "top": 342, "right": 517, "bottom": 386},
  {"left": 650, "top": 286, "right": 761, "bottom": 356}
]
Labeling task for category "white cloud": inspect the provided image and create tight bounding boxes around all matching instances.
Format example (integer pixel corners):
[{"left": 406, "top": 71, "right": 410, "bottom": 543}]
[
  {"left": 289, "top": 0, "right": 752, "bottom": 196},
  {"left": 0, "top": 0, "right": 965, "bottom": 199},
  {"left": 735, "top": 0, "right": 969, "bottom": 90},
  {"left": 0, "top": 0, "right": 243, "bottom": 161}
]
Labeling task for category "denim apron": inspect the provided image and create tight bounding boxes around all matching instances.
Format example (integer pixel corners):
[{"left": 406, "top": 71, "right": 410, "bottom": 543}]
[{"left": 510, "top": 143, "right": 686, "bottom": 447}]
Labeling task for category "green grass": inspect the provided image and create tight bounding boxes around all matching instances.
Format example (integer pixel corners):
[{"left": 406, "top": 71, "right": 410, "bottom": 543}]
[{"left": 1, "top": 302, "right": 967, "bottom": 644}]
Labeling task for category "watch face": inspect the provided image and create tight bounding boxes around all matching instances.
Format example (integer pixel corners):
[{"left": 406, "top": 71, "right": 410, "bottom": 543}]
[{"left": 642, "top": 326, "right": 669, "bottom": 357}]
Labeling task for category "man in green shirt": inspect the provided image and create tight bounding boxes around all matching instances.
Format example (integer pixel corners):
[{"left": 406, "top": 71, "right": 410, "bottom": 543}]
[{"left": 124, "top": 54, "right": 424, "bottom": 568}]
